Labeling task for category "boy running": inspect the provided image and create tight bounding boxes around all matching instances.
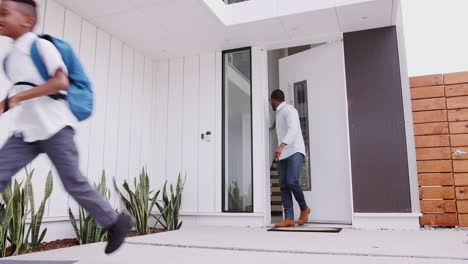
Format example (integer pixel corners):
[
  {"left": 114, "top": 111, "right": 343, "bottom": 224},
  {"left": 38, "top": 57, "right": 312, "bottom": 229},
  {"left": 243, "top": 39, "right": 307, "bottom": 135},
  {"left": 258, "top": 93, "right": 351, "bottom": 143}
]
[{"left": 0, "top": 0, "right": 135, "bottom": 254}]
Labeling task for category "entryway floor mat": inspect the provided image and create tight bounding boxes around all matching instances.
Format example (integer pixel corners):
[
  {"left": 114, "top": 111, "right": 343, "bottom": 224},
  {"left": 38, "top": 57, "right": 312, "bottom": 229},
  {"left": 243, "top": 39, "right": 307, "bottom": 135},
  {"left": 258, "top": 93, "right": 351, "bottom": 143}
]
[{"left": 267, "top": 227, "right": 342, "bottom": 233}]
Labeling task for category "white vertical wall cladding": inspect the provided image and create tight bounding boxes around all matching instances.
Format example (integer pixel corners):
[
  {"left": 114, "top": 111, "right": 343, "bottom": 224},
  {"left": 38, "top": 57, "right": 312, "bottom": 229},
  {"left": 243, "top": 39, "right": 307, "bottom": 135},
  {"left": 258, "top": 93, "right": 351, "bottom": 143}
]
[
  {"left": 153, "top": 60, "right": 169, "bottom": 191},
  {"left": 140, "top": 59, "right": 155, "bottom": 172},
  {"left": 87, "top": 30, "right": 111, "bottom": 184},
  {"left": 128, "top": 53, "right": 145, "bottom": 179},
  {"left": 34, "top": 0, "right": 46, "bottom": 35},
  {"left": 198, "top": 53, "right": 217, "bottom": 213},
  {"left": 181, "top": 56, "right": 200, "bottom": 213},
  {"left": 43, "top": 0, "right": 65, "bottom": 37},
  {"left": 62, "top": 10, "right": 82, "bottom": 52},
  {"left": 103, "top": 38, "right": 123, "bottom": 208},
  {"left": 115, "top": 45, "right": 134, "bottom": 192},
  {"left": 166, "top": 59, "right": 184, "bottom": 186}
]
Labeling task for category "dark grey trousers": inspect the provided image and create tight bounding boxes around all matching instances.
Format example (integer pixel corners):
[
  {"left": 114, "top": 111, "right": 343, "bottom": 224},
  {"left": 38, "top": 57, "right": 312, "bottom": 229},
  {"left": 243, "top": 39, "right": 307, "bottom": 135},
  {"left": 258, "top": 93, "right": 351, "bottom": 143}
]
[{"left": 0, "top": 126, "right": 117, "bottom": 228}]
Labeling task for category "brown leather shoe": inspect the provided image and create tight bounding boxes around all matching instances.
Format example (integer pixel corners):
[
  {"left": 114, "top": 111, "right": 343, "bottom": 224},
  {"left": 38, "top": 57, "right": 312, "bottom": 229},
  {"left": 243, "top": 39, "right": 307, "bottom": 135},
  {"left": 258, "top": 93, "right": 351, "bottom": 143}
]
[
  {"left": 275, "top": 219, "right": 295, "bottom": 228},
  {"left": 298, "top": 208, "right": 310, "bottom": 225}
]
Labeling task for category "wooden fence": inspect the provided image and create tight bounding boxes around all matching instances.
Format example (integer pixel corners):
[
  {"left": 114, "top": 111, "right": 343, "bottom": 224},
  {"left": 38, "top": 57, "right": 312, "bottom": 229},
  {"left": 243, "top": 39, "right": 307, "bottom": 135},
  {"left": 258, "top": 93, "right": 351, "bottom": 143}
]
[{"left": 411, "top": 71, "right": 468, "bottom": 227}]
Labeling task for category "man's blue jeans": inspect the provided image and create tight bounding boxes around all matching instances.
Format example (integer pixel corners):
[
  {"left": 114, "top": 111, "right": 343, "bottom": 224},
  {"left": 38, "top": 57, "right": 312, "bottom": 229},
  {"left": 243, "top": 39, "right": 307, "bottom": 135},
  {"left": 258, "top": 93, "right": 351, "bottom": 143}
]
[{"left": 277, "top": 152, "right": 308, "bottom": 220}]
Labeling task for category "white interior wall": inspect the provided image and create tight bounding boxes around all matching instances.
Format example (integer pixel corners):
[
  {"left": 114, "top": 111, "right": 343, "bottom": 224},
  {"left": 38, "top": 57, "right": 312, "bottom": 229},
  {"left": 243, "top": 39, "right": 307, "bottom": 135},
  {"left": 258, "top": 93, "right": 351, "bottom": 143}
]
[{"left": 0, "top": 0, "right": 231, "bottom": 241}]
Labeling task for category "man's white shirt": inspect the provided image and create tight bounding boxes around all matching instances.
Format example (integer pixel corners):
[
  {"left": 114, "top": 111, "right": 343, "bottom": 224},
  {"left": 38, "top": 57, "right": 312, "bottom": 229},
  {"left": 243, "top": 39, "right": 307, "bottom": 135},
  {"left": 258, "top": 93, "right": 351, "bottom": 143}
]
[{"left": 275, "top": 102, "right": 306, "bottom": 160}]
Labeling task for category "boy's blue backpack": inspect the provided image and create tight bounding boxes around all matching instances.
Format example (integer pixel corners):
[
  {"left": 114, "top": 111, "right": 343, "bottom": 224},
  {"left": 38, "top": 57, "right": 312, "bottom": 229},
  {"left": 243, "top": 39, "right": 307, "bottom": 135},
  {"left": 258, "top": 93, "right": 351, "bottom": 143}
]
[{"left": 3, "top": 34, "right": 93, "bottom": 121}]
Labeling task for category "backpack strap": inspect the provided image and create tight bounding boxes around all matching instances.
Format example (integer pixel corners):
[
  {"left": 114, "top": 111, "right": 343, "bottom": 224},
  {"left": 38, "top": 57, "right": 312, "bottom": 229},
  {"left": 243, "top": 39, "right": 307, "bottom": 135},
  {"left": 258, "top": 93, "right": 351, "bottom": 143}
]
[
  {"left": 30, "top": 39, "right": 50, "bottom": 81},
  {"left": 30, "top": 39, "right": 66, "bottom": 101}
]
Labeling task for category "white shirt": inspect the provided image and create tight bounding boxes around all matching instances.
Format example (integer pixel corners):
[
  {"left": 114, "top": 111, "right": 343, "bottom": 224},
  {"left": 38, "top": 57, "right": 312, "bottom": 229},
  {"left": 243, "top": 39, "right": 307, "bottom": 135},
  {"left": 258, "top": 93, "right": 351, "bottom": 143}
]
[
  {"left": 275, "top": 102, "right": 306, "bottom": 160},
  {"left": 4, "top": 32, "right": 77, "bottom": 142}
]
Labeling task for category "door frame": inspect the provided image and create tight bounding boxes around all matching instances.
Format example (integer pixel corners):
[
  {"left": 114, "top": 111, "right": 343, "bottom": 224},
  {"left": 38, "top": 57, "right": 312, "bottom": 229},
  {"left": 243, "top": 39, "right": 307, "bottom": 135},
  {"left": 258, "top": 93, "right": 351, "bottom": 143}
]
[
  {"left": 257, "top": 34, "right": 355, "bottom": 226},
  {"left": 221, "top": 47, "right": 255, "bottom": 213}
]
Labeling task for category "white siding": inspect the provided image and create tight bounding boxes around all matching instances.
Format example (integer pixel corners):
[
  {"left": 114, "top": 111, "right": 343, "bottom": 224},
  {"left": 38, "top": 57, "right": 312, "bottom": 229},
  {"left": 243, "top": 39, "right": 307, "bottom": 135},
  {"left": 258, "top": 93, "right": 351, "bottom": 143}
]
[
  {"left": 181, "top": 56, "right": 200, "bottom": 213},
  {"left": 153, "top": 60, "right": 170, "bottom": 191},
  {"left": 198, "top": 54, "right": 217, "bottom": 213},
  {"left": 166, "top": 58, "right": 184, "bottom": 187},
  {"left": 87, "top": 30, "right": 111, "bottom": 184},
  {"left": 128, "top": 53, "right": 145, "bottom": 180},
  {"left": 103, "top": 37, "right": 123, "bottom": 208},
  {"left": 140, "top": 59, "right": 155, "bottom": 176},
  {"left": 114, "top": 45, "right": 134, "bottom": 187}
]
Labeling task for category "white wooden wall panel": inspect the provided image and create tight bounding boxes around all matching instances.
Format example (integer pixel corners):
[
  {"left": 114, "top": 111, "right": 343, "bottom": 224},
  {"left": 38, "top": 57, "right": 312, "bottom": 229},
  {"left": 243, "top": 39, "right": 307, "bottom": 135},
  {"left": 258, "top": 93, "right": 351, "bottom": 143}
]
[
  {"left": 34, "top": 0, "right": 46, "bottom": 34},
  {"left": 115, "top": 45, "right": 134, "bottom": 195},
  {"left": 166, "top": 58, "right": 184, "bottom": 187},
  {"left": 62, "top": 10, "right": 82, "bottom": 52},
  {"left": 43, "top": 0, "right": 65, "bottom": 37},
  {"left": 140, "top": 60, "right": 155, "bottom": 174},
  {"left": 147, "top": 63, "right": 159, "bottom": 189},
  {"left": 128, "top": 53, "right": 145, "bottom": 179},
  {"left": 181, "top": 56, "right": 200, "bottom": 213},
  {"left": 153, "top": 60, "right": 169, "bottom": 191},
  {"left": 198, "top": 53, "right": 217, "bottom": 213},
  {"left": 103, "top": 38, "right": 123, "bottom": 208},
  {"left": 87, "top": 30, "right": 111, "bottom": 184}
]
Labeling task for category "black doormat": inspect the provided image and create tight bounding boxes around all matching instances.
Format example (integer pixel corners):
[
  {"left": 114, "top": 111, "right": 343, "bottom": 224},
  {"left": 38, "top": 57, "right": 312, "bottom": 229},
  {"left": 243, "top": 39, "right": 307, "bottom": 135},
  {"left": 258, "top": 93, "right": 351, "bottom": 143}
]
[{"left": 268, "top": 227, "right": 342, "bottom": 233}]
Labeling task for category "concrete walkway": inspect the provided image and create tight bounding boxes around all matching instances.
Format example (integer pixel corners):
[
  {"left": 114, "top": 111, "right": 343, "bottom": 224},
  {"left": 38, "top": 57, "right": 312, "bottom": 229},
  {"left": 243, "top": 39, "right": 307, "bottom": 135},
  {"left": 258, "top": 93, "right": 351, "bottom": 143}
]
[{"left": 4, "top": 227, "right": 468, "bottom": 264}]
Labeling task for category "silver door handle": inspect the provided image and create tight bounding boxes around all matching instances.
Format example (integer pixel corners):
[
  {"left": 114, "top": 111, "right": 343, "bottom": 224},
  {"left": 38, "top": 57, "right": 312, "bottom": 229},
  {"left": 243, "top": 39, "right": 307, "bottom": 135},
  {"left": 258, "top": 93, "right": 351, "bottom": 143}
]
[{"left": 455, "top": 150, "right": 468, "bottom": 156}]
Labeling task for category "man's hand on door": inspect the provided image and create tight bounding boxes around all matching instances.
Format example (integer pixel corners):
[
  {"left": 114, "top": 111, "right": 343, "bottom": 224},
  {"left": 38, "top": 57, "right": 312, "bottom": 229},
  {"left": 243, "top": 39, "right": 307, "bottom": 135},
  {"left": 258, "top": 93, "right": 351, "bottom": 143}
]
[{"left": 274, "top": 144, "right": 287, "bottom": 161}]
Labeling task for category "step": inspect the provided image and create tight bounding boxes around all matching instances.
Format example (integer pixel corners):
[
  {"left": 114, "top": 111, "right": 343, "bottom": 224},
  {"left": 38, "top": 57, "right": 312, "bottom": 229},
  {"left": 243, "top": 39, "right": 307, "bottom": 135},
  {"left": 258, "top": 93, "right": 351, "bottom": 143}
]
[
  {"left": 271, "top": 211, "right": 283, "bottom": 216},
  {"left": 271, "top": 187, "right": 280, "bottom": 193},
  {"left": 271, "top": 201, "right": 282, "bottom": 206},
  {"left": 271, "top": 196, "right": 282, "bottom": 202},
  {"left": 271, "top": 178, "right": 279, "bottom": 184},
  {"left": 271, "top": 205, "right": 283, "bottom": 211},
  {"left": 271, "top": 183, "right": 280, "bottom": 188},
  {"left": 270, "top": 171, "right": 278, "bottom": 176},
  {"left": 272, "top": 192, "right": 282, "bottom": 196}
]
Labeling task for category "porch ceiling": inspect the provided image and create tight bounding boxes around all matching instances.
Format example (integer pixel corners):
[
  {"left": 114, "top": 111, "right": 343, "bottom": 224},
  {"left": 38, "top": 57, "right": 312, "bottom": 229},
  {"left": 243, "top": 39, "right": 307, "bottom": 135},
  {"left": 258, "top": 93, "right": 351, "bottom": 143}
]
[{"left": 53, "top": 0, "right": 398, "bottom": 59}]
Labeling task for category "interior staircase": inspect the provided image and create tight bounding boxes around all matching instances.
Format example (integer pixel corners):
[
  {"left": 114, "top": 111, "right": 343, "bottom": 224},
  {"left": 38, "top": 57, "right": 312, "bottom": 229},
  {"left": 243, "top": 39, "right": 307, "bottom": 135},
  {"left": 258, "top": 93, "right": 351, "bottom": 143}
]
[{"left": 270, "top": 161, "right": 283, "bottom": 217}]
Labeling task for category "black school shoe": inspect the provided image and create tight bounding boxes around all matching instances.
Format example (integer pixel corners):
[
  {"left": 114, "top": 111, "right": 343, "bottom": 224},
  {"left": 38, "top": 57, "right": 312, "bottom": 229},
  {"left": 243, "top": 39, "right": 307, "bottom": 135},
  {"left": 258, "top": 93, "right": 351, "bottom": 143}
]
[{"left": 105, "top": 213, "right": 136, "bottom": 254}]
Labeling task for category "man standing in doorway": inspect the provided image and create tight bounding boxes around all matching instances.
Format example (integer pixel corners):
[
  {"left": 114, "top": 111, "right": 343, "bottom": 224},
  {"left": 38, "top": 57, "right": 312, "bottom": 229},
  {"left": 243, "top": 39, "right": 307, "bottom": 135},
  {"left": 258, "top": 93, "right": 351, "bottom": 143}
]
[{"left": 270, "top": 89, "right": 310, "bottom": 227}]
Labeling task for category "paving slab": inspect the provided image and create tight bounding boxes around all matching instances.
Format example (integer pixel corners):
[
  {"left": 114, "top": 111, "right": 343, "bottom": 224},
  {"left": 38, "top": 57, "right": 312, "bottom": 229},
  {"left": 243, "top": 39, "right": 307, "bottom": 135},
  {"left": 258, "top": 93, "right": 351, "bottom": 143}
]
[
  {"left": 3, "top": 227, "right": 468, "bottom": 264},
  {"left": 126, "top": 227, "right": 468, "bottom": 260},
  {"left": 4, "top": 242, "right": 467, "bottom": 264}
]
